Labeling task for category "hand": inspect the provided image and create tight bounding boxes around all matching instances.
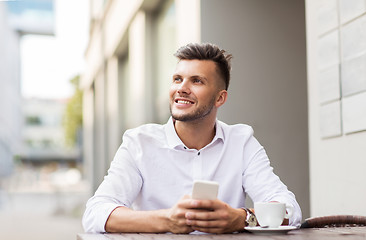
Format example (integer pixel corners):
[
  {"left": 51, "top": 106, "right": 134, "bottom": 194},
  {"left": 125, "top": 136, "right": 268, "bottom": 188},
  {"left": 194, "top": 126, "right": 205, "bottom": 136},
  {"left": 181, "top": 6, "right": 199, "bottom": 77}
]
[
  {"left": 184, "top": 198, "right": 246, "bottom": 233},
  {"left": 165, "top": 195, "right": 194, "bottom": 234}
]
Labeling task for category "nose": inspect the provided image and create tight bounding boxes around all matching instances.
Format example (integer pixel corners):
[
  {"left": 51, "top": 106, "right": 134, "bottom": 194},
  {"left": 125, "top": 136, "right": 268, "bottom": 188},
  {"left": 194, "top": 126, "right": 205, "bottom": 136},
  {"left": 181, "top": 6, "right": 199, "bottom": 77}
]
[{"left": 177, "top": 79, "right": 191, "bottom": 95}]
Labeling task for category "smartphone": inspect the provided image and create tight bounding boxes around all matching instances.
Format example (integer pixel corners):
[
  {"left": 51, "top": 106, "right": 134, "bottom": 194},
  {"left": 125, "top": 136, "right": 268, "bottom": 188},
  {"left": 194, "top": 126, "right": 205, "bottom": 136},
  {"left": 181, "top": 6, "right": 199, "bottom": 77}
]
[{"left": 191, "top": 180, "right": 219, "bottom": 200}]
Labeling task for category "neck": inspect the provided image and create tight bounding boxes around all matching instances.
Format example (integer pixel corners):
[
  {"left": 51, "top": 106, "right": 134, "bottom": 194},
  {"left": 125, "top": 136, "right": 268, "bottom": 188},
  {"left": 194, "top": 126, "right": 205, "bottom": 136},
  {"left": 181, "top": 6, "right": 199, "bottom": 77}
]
[{"left": 174, "top": 115, "right": 216, "bottom": 150}]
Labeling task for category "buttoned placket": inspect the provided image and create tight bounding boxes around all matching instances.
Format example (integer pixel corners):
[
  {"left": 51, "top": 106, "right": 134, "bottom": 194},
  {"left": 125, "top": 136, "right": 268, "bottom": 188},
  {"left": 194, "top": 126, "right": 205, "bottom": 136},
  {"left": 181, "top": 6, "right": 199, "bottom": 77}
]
[
  {"left": 182, "top": 136, "right": 221, "bottom": 181},
  {"left": 181, "top": 145, "right": 204, "bottom": 180},
  {"left": 192, "top": 149, "right": 203, "bottom": 180}
]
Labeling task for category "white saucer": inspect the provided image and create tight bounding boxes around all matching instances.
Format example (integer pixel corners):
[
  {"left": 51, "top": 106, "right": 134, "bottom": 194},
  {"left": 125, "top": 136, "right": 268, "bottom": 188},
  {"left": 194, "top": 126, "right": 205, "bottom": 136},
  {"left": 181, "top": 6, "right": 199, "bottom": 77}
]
[{"left": 244, "top": 226, "right": 297, "bottom": 234}]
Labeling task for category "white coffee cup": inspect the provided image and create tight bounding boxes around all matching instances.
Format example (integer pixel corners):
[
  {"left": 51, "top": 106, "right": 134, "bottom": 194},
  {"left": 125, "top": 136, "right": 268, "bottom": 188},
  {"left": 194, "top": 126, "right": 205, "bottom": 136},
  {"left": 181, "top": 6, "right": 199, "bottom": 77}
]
[{"left": 254, "top": 202, "right": 293, "bottom": 228}]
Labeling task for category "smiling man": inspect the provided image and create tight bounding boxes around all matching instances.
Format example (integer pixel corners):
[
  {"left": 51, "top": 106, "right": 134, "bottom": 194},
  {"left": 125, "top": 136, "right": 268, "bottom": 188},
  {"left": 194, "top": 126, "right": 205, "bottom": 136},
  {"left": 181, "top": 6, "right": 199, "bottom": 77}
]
[{"left": 82, "top": 43, "right": 302, "bottom": 234}]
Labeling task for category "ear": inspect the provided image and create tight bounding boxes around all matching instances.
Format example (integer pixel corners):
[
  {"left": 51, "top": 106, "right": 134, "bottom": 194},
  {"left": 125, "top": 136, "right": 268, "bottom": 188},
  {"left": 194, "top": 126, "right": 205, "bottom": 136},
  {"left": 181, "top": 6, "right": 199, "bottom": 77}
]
[{"left": 215, "top": 90, "right": 228, "bottom": 108}]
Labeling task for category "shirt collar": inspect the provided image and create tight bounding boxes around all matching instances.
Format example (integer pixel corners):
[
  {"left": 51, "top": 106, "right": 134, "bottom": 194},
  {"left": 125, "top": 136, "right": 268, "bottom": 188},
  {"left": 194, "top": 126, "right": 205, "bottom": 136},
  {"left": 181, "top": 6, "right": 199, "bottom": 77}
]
[{"left": 165, "top": 117, "right": 225, "bottom": 149}]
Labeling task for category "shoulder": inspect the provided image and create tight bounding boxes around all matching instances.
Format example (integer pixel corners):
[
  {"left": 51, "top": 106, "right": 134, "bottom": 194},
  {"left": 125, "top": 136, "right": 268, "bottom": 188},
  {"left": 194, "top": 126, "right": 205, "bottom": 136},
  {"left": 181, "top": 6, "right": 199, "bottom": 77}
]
[
  {"left": 217, "top": 120, "right": 254, "bottom": 138},
  {"left": 217, "top": 120, "right": 260, "bottom": 149},
  {"left": 123, "top": 122, "right": 166, "bottom": 145}
]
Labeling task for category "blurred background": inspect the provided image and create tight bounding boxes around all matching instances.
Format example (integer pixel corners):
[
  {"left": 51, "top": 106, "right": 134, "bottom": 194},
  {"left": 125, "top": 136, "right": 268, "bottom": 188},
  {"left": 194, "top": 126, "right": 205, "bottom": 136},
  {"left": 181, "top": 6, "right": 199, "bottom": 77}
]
[
  {"left": 0, "top": 0, "right": 88, "bottom": 239},
  {"left": 1, "top": 0, "right": 366, "bottom": 239}
]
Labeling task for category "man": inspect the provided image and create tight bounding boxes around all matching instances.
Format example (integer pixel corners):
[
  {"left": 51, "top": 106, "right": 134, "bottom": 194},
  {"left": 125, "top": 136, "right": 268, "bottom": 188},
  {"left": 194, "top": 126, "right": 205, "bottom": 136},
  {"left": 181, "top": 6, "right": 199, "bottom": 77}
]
[{"left": 82, "top": 43, "right": 302, "bottom": 234}]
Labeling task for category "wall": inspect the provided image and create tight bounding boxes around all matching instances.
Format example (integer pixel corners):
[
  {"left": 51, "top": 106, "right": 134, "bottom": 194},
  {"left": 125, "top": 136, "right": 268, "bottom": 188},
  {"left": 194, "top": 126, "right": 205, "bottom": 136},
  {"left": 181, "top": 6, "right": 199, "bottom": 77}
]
[
  {"left": 81, "top": 0, "right": 146, "bottom": 190},
  {"left": 200, "top": 0, "right": 309, "bottom": 219},
  {"left": 0, "top": 4, "right": 21, "bottom": 177},
  {"left": 306, "top": 0, "right": 366, "bottom": 217}
]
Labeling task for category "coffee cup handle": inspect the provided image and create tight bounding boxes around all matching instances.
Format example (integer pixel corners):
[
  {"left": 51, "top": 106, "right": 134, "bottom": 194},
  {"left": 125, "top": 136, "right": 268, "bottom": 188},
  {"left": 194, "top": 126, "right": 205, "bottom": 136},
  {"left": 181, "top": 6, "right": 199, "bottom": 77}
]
[{"left": 284, "top": 204, "right": 294, "bottom": 219}]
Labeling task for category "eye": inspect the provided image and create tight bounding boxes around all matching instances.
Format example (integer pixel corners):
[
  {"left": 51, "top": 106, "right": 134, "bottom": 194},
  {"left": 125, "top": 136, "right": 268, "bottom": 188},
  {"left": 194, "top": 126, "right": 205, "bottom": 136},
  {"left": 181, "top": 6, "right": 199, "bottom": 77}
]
[
  {"left": 173, "top": 76, "right": 182, "bottom": 83},
  {"left": 193, "top": 78, "right": 202, "bottom": 84}
]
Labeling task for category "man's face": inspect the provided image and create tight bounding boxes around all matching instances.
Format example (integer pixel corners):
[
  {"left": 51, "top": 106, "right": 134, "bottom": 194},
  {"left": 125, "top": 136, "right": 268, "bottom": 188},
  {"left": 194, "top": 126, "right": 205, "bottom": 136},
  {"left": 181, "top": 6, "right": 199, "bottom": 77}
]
[{"left": 169, "top": 59, "right": 224, "bottom": 122}]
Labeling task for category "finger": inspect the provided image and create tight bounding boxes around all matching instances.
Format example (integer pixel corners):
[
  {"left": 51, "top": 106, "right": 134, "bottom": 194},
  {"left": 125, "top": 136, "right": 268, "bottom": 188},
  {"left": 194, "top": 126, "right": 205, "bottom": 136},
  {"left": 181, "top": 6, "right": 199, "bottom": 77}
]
[
  {"left": 185, "top": 211, "right": 218, "bottom": 221},
  {"left": 190, "top": 199, "right": 224, "bottom": 210},
  {"left": 187, "top": 219, "right": 229, "bottom": 234},
  {"left": 186, "top": 207, "right": 230, "bottom": 222},
  {"left": 186, "top": 219, "right": 225, "bottom": 228},
  {"left": 170, "top": 224, "right": 194, "bottom": 234},
  {"left": 176, "top": 196, "right": 195, "bottom": 209}
]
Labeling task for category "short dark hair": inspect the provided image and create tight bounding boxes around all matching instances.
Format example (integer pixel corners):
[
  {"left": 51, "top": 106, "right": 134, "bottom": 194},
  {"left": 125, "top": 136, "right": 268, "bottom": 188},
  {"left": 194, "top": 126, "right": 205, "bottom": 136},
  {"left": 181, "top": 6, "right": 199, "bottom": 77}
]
[{"left": 173, "top": 43, "right": 233, "bottom": 90}]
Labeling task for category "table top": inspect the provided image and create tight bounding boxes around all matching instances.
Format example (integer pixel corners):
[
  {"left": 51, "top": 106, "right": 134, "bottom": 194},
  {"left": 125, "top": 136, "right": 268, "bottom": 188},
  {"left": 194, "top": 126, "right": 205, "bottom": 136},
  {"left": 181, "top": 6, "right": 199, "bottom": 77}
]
[{"left": 77, "top": 227, "right": 366, "bottom": 240}]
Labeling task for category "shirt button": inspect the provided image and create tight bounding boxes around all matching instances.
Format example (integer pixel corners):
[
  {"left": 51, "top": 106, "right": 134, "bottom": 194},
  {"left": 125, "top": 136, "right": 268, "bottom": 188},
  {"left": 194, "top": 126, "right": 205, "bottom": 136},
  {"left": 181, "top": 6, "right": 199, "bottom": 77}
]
[
  {"left": 184, "top": 147, "right": 187, "bottom": 149},
  {"left": 198, "top": 152, "right": 200, "bottom": 156}
]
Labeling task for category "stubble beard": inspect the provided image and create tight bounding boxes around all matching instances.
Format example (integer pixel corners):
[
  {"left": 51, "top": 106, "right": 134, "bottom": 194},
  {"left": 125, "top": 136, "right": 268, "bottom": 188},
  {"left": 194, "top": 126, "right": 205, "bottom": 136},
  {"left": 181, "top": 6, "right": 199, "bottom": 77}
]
[{"left": 169, "top": 96, "right": 217, "bottom": 122}]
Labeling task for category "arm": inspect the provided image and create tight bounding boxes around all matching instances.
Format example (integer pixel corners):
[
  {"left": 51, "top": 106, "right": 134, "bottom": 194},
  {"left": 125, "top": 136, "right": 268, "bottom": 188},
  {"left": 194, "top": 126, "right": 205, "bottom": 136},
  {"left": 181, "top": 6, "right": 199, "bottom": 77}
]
[
  {"left": 82, "top": 135, "right": 145, "bottom": 233},
  {"left": 242, "top": 137, "right": 302, "bottom": 227},
  {"left": 106, "top": 196, "right": 248, "bottom": 234},
  {"left": 105, "top": 195, "right": 194, "bottom": 234},
  {"left": 105, "top": 207, "right": 170, "bottom": 233}
]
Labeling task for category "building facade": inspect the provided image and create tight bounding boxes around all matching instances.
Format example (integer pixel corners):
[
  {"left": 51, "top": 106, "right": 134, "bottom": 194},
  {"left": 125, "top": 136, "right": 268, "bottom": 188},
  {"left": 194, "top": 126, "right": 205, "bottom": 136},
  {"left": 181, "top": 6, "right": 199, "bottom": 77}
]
[
  {"left": 20, "top": 98, "right": 80, "bottom": 164},
  {"left": 80, "top": 0, "right": 366, "bottom": 220},
  {"left": 0, "top": 3, "right": 22, "bottom": 177},
  {"left": 0, "top": 0, "right": 55, "bottom": 177}
]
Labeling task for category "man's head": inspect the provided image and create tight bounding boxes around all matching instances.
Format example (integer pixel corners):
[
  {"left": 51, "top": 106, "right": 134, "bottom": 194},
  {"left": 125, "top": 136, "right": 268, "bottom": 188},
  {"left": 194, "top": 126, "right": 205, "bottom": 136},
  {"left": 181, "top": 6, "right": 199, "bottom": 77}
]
[
  {"left": 169, "top": 43, "right": 232, "bottom": 122},
  {"left": 174, "top": 43, "right": 232, "bottom": 91}
]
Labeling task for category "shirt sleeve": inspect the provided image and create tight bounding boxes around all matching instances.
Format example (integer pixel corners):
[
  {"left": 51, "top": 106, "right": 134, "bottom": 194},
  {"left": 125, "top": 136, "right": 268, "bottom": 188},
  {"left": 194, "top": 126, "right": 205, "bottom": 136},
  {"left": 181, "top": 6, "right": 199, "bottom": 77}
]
[
  {"left": 242, "top": 136, "right": 302, "bottom": 227},
  {"left": 82, "top": 132, "right": 143, "bottom": 233}
]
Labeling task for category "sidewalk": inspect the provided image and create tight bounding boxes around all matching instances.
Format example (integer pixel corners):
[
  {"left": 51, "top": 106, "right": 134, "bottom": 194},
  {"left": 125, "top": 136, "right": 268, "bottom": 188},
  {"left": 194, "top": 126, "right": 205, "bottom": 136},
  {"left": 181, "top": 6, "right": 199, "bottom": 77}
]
[
  {"left": 0, "top": 191, "right": 88, "bottom": 240},
  {"left": 0, "top": 165, "right": 90, "bottom": 240}
]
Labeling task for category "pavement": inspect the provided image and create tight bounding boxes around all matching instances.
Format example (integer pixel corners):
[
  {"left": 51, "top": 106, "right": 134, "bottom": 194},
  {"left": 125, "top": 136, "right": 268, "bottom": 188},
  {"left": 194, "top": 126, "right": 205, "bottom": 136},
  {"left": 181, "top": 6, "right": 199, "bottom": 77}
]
[{"left": 0, "top": 166, "right": 91, "bottom": 240}]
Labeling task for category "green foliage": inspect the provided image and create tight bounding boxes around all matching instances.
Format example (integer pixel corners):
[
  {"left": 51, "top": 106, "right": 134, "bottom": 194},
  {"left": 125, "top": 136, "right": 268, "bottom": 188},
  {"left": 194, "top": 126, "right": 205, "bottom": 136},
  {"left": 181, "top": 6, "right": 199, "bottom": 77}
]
[
  {"left": 26, "top": 115, "right": 41, "bottom": 125},
  {"left": 63, "top": 75, "right": 83, "bottom": 147}
]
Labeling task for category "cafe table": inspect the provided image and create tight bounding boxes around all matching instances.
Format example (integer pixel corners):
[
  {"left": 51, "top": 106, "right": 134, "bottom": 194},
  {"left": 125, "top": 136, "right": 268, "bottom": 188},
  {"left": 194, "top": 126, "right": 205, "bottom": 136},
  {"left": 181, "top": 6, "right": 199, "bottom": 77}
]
[{"left": 77, "top": 227, "right": 366, "bottom": 240}]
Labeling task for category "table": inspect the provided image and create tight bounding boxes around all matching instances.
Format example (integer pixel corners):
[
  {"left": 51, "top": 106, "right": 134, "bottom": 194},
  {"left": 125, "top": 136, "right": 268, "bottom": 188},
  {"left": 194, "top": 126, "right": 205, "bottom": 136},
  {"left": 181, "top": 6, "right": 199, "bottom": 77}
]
[{"left": 77, "top": 227, "right": 366, "bottom": 240}]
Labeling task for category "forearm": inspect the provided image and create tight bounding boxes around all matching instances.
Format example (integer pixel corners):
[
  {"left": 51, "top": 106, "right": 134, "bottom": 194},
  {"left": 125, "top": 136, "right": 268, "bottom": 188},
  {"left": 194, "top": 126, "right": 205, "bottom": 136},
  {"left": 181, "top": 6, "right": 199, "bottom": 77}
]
[{"left": 105, "top": 207, "right": 170, "bottom": 233}]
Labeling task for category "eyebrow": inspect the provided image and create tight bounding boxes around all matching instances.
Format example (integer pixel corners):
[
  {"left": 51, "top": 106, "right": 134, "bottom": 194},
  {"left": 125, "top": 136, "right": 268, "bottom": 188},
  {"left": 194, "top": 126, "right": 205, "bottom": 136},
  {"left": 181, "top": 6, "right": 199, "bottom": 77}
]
[
  {"left": 173, "top": 74, "right": 207, "bottom": 81},
  {"left": 191, "top": 75, "right": 207, "bottom": 81}
]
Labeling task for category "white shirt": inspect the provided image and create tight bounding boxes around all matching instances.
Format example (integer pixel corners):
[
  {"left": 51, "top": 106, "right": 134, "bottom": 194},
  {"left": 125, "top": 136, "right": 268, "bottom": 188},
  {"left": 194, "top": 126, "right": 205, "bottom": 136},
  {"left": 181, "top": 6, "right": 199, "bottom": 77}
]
[{"left": 82, "top": 117, "right": 302, "bottom": 233}]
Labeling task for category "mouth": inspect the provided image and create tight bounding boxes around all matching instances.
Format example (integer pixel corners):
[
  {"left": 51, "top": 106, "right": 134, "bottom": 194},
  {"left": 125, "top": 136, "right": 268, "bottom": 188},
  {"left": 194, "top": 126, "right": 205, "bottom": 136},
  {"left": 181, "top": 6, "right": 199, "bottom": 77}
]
[{"left": 175, "top": 98, "right": 194, "bottom": 104}]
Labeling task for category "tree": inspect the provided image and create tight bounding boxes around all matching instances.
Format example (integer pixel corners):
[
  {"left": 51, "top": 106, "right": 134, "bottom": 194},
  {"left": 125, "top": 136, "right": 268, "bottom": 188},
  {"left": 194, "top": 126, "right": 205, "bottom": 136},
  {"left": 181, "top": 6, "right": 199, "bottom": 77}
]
[{"left": 63, "top": 75, "right": 83, "bottom": 147}]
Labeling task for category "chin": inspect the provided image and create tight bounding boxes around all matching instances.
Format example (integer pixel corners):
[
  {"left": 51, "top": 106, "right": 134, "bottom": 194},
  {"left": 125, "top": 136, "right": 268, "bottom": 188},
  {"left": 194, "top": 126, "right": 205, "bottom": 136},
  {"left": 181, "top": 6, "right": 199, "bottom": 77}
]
[
  {"left": 170, "top": 109, "right": 188, "bottom": 120},
  {"left": 171, "top": 113, "right": 191, "bottom": 122}
]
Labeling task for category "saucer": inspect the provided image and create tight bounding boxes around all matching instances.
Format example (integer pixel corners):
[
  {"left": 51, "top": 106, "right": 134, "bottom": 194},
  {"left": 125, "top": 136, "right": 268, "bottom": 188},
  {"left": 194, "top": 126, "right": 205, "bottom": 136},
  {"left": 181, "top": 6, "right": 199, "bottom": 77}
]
[{"left": 244, "top": 226, "right": 297, "bottom": 234}]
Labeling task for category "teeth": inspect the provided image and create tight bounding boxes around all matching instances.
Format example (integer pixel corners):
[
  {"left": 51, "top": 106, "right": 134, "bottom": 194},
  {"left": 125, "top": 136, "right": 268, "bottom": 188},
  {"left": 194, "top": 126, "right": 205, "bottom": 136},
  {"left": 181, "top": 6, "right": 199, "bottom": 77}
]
[{"left": 177, "top": 100, "right": 192, "bottom": 104}]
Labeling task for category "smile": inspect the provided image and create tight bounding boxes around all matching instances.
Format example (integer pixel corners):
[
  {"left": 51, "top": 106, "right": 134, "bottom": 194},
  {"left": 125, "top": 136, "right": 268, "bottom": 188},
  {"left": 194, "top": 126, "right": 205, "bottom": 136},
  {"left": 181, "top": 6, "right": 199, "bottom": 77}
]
[{"left": 175, "top": 99, "right": 194, "bottom": 104}]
